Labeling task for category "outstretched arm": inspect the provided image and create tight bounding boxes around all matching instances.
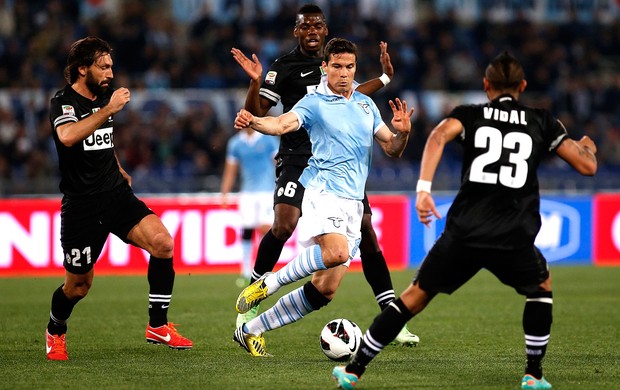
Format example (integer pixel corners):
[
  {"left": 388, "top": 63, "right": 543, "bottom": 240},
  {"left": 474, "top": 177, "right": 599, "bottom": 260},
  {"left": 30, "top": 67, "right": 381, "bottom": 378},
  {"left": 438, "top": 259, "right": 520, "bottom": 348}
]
[
  {"left": 356, "top": 41, "right": 394, "bottom": 96},
  {"left": 555, "top": 135, "right": 597, "bottom": 176},
  {"left": 415, "top": 118, "right": 463, "bottom": 227},
  {"left": 231, "top": 48, "right": 272, "bottom": 116},
  {"left": 374, "top": 98, "right": 413, "bottom": 157},
  {"left": 234, "top": 109, "right": 299, "bottom": 135}
]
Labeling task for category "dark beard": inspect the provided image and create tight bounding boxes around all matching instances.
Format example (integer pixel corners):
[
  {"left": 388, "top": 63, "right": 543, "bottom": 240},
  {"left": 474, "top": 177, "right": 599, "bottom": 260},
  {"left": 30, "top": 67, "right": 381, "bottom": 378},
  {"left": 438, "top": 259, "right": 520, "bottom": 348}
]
[{"left": 85, "top": 72, "right": 109, "bottom": 96}]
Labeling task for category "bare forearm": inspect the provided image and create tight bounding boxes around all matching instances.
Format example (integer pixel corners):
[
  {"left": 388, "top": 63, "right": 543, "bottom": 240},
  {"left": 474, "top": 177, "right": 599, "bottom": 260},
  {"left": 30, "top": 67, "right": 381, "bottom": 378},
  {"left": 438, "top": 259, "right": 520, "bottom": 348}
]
[
  {"left": 419, "top": 131, "right": 445, "bottom": 181},
  {"left": 385, "top": 132, "right": 409, "bottom": 157},
  {"left": 57, "top": 106, "right": 114, "bottom": 146},
  {"left": 247, "top": 116, "right": 282, "bottom": 135},
  {"left": 244, "top": 78, "right": 264, "bottom": 115},
  {"left": 356, "top": 79, "right": 384, "bottom": 95}
]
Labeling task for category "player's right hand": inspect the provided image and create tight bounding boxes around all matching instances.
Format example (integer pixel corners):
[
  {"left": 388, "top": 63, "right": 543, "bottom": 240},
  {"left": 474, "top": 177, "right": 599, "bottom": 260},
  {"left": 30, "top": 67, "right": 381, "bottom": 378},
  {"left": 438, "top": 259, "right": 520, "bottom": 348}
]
[
  {"left": 579, "top": 135, "right": 597, "bottom": 155},
  {"left": 234, "top": 109, "right": 254, "bottom": 129},
  {"left": 231, "top": 48, "right": 263, "bottom": 82},
  {"left": 108, "top": 87, "right": 130, "bottom": 114},
  {"left": 415, "top": 191, "right": 441, "bottom": 227}
]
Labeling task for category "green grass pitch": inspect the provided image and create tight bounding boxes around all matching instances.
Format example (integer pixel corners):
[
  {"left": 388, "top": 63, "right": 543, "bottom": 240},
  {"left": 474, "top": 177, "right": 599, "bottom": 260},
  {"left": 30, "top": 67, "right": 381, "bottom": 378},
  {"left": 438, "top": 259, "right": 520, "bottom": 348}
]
[{"left": 1, "top": 266, "right": 619, "bottom": 389}]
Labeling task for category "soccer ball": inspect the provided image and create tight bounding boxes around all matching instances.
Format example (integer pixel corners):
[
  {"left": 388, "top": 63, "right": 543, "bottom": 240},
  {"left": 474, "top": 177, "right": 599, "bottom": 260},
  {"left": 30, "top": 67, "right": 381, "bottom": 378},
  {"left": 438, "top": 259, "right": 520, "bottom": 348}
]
[{"left": 319, "top": 318, "right": 363, "bottom": 361}]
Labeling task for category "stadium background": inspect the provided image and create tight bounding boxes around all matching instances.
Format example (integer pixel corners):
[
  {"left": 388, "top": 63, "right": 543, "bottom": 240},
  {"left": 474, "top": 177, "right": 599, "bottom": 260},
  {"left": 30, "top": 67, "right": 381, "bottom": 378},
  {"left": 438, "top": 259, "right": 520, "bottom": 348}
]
[{"left": 1, "top": 0, "right": 620, "bottom": 274}]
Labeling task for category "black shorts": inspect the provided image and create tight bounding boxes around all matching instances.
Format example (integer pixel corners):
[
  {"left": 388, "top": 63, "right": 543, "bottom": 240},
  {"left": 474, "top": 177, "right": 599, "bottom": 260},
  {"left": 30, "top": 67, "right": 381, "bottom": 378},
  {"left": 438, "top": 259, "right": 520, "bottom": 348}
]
[
  {"left": 60, "top": 182, "right": 154, "bottom": 274},
  {"left": 274, "top": 155, "right": 372, "bottom": 214},
  {"left": 414, "top": 232, "right": 549, "bottom": 296}
]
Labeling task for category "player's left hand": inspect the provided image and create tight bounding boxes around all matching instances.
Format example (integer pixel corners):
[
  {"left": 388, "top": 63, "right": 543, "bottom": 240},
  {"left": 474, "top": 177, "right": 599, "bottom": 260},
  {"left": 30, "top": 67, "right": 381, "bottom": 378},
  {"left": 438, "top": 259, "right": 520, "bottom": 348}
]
[
  {"left": 234, "top": 109, "right": 254, "bottom": 129},
  {"left": 389, "top": 98, "right": 413, "bottom": 135},
  {"left": 379, "top": 41, "right": 394, "bottom": 80}
]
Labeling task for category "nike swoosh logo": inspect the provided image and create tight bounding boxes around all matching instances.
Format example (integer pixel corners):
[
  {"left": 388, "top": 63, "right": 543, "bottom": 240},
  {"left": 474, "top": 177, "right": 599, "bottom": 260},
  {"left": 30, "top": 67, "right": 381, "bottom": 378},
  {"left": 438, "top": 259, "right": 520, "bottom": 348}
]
[
  {"left": 300, "top": 71, "right": 313, "bottom": 77},
  {"left": 161, "top": 304, "right": 169, "bottom": 309},
  {"left": 349, "top": 333, "right": 358, "bottom": 353},
  {"left": 147, "top": 330, "right": 171, "bottom": 342},
  {"left": 46, "top": 344, "right": 53, "bottom": 354}
]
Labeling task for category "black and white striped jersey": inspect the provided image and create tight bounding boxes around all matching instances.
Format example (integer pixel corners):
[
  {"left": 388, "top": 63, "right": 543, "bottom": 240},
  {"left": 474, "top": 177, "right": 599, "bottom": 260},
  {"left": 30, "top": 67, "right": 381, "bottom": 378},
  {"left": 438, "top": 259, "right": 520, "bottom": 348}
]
[
  {"left": 260, "top": 46, "right": 323, "bottom": 158},
  {"left": 443, "top": 94, "right": 568, "bottom": 250},
  {"left": 49, "top": 85, "right": 124, "bottom": 196}
]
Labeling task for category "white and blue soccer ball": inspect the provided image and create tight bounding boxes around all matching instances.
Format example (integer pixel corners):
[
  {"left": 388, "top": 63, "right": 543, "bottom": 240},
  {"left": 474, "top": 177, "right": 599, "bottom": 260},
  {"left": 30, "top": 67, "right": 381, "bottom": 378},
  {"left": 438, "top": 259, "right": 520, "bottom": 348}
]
[{"left": 319, "top": 318, "right": 363, "bottom": 361}]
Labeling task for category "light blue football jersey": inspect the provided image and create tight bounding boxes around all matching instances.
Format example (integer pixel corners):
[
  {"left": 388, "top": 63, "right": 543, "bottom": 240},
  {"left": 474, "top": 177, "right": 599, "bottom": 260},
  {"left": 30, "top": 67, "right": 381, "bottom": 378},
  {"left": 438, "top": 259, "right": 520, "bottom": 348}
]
[
  {"left": 225, "top": 131, "right": 279, "bottom": 192},
  {"left": 291, "top": 77, "right": 385, "bottom": 200}
]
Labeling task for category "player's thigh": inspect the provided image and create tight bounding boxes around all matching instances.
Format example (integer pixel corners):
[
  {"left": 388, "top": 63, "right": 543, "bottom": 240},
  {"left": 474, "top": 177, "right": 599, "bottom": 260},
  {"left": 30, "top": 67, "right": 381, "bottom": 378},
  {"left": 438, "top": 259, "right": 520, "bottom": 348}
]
[
  {"left": 485, "top": 245, "right": 550, "bottom": 295},
  {"left": 60, "top": 196, "right": 109, "bottom": 274},
  {"left": 106, "top": 185, "right": 157, "bottom": 245},
  {"left": 415, "top": 233, "right": 481, "bottom": 295},
  {"left": 361, "top": 193, "right": 372, "bottom": 216},
  {"left": 298, "top": 190, "right": 362, "bottom": 260},
  {"left": 125, "top": 214, "right": 171, "bottom": 254}
]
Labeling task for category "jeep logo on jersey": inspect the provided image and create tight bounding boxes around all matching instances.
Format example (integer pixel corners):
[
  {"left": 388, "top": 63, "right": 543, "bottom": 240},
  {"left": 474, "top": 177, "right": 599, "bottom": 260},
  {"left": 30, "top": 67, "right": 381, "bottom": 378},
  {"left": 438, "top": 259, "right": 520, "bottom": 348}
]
[{"left": 83, "top": 127, "right": 114, "bottom": 151}]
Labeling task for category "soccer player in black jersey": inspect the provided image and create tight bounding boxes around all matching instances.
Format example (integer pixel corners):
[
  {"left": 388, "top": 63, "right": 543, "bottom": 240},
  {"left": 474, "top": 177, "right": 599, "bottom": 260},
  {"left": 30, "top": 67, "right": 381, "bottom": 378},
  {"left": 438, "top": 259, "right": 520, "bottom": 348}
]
[
  {"left": 333, "top": 52, "right": 598, "bottom": 390},
  {"left": 45, "top": 37, "right": 192, "bottom": 361},
  {"left": 230, "top": 3, "right": 418, "bottom": 346}
]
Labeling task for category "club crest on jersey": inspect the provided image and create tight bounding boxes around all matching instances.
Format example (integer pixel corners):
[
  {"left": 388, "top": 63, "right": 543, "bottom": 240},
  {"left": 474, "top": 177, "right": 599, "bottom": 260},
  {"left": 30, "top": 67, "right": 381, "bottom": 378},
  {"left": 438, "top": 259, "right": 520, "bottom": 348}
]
[
  {"left": 357, "top": 102, "right": 371, "bottom": 115},
  {"left": 83, "top": 127, "right": 114, "bottom": 151},
  {"left": 328, "top": 216, "right": 343, "bottom": 228},
  {"left": 265, "top": 71, "right": 277, "bottom": 85},
  {"left": 62, "top": 105, "right": 75, "bottom": 116}
]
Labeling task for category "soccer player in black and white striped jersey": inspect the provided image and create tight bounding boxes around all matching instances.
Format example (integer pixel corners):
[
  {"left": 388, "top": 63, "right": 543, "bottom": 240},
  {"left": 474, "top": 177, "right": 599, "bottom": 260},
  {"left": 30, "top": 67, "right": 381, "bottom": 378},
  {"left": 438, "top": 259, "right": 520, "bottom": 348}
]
[
  {"left": 333, "top": 51, "right": 598, "bottom": 390},
  {"left": 45, "top": 37, "right": 192, "bottom": 360}
]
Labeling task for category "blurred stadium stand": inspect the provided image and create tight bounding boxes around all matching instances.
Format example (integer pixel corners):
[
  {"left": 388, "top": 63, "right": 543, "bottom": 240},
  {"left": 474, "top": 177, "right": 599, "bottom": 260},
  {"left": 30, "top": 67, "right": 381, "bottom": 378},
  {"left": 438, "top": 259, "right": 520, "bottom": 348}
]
[{"left": 0, "top": 0, "right": 618, "bottom": 196}]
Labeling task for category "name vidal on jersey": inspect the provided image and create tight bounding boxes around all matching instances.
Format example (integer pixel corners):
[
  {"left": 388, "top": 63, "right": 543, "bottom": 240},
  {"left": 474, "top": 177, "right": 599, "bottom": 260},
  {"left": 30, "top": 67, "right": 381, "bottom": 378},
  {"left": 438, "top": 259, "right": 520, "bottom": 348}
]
[
  {"left": 83, "top": 127, "right": 113, "bottom": 151},
  {"left": 483, "top": 107, "right": 527, "bottom": 125}
]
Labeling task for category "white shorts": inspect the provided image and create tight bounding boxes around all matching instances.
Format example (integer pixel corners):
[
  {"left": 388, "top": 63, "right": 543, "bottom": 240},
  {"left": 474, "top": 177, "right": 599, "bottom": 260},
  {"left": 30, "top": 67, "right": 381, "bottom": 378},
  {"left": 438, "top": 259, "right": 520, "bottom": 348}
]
[
  {"left": 238, "top": 192, "right": 274, "bottom": 228},
  {"left": 297, "top": 189, "right": 363, "bottom": 266}
]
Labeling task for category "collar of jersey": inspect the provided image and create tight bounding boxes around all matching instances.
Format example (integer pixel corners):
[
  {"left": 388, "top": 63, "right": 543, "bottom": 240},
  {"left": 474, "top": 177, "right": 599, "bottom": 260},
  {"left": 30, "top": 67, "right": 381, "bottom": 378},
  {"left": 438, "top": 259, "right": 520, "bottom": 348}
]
[{"left": 316, "top": 74, "right": 360, "bottom": 100}]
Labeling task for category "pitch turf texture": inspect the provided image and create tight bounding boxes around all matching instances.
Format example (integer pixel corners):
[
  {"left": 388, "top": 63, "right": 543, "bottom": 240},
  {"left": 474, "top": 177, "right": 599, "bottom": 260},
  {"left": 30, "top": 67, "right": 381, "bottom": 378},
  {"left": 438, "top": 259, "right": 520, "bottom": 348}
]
[{"left": 1, "top": 267, "right": 618, "bottom": 390}]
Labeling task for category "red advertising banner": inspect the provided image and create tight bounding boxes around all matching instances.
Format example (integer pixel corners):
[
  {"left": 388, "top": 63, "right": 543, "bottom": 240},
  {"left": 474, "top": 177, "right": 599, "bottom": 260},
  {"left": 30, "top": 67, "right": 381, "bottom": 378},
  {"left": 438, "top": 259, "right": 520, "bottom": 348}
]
[
  {"left": 0, "top": 195, "right": 409, "bottom": 276},
  {"left": 593, "top": 193, "right": 620, "bottom": 266}
]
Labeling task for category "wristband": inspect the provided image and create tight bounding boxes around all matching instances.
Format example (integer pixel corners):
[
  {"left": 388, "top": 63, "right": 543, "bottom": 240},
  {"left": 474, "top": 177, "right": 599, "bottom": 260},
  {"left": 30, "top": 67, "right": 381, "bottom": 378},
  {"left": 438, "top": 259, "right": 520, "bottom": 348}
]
[
  {"left": 379, "top": 73, "right": 391, "bottom": 86},
  {"left": 416, "top": 179, "right": 432, "bottom": 193}
]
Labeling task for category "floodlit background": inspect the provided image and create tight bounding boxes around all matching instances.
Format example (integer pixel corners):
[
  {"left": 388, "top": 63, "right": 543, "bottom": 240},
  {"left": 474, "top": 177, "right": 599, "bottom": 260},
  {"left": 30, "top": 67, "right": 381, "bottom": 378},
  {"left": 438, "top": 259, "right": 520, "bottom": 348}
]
[{"left": 0, "top": 0, "right": 618, "bottom": 195}]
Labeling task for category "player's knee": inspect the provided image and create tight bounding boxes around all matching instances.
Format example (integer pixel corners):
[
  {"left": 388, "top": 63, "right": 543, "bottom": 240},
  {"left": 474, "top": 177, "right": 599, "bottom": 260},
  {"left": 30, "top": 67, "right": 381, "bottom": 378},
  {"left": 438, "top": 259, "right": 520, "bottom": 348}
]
[
  {"left": 64, "top": 281, "right": 91, "bottom": 300},
  {"left": 151, "top": 231, "right": 174, "bottom": 257},
  {"left": 321, "top": 247, "right": 349, "bottom": 267},
  {"left": 271, "top": 222, "right": 295, "bottom": 241}
]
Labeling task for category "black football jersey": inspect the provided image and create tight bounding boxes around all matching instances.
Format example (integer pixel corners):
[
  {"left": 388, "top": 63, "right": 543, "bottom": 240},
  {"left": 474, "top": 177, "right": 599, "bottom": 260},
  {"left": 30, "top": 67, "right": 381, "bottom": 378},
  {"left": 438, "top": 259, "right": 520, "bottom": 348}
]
[
  {"left": 444, "top": 94, "right": 568, "bottom": 249},
  {"left": 49, "top": 85, "right": 124, "bottom": 196},
  {"left": 259, "top": 46, "right": 323, "bottom": 158}
]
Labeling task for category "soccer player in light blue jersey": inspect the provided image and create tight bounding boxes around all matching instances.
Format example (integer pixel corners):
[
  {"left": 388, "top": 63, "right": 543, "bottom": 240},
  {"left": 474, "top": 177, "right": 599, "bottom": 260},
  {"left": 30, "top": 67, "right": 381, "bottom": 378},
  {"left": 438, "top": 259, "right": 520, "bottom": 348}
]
[
  {"left": 221, "top": 127, "right": 279, "bottom": 289},
  {"left": 231, "top": 38, "right": 413, "bottom": 357}
]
